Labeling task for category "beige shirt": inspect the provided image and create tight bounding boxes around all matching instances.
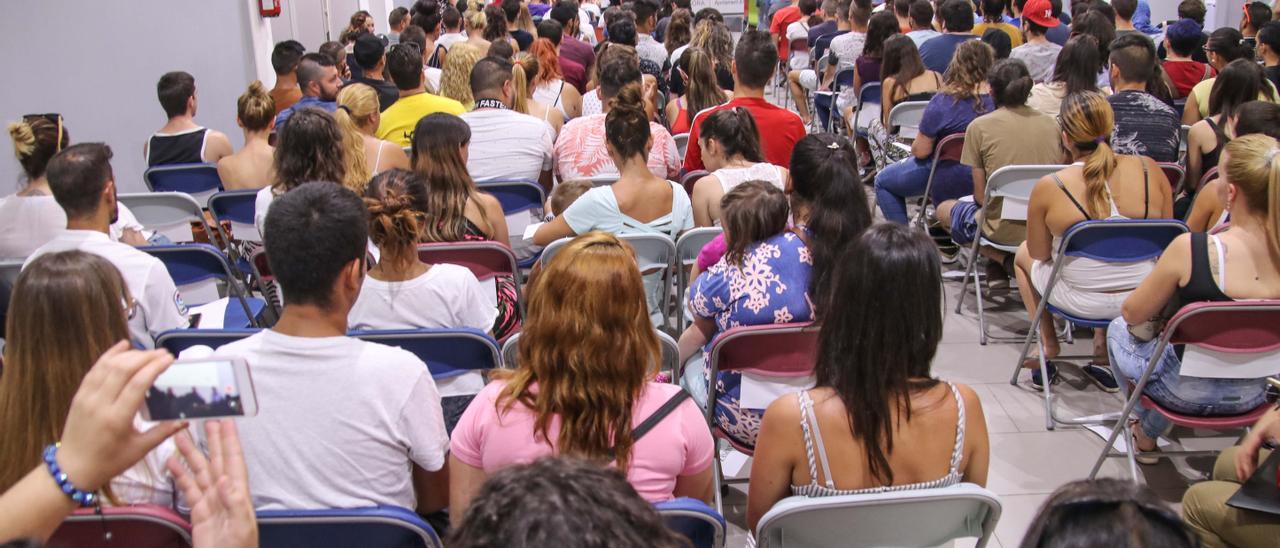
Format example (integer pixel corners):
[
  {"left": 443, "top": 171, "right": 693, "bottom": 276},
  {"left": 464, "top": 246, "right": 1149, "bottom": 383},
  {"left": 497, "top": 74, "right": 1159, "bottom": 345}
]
[{"left": 961, "top": 105, "right": 1064, "bottom": 245}]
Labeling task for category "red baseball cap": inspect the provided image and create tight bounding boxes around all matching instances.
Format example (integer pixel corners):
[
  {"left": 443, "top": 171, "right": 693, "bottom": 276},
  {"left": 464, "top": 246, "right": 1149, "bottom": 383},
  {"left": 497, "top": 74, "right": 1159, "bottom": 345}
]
[{"left": 1023, "top": 0, "right": 1061, "bottom": 28}]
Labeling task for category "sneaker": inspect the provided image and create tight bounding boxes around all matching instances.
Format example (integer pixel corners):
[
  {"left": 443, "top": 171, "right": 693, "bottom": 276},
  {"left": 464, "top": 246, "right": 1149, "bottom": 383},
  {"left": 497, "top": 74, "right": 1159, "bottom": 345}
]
[
  {"left": 1030, "top": 363, "right": 1059, "bottom": 391},
  {"left": 984, "top": 260, "right": 1010, "bottom": 290},
  {"left": 1082, "top": 363, "right": 1120, "bottom": 393}
]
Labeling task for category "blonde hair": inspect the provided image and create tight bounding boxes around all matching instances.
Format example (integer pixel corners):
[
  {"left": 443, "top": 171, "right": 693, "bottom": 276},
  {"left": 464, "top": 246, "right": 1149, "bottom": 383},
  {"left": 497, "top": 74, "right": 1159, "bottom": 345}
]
[
  {"left": 1060, "top": 91, "right": 1118, "bottom": 220},
  {"left": 8, "top": 115, "right": 67, "bottom": 181},
  {"left": 497, "top": 231, "right": 659, "bottom": 471},
  {"left": 550, "top": 179, "right": 593, "bottom": 216},
  {"left": 1224, "top": 134, "right": 1280, "bottom": 261},
  {"left": 334, "top": 83, "right": 381, "bottom": 193},
  {"left": 237, "top": 80, "right": 276, "bottom": 131},
  {"left": 512, "top": 53, "right": 538, "bottom": 114},
  {"left": 441, "top": 43, "right": 484, "bottom": 109},
  {"left": 466, "top": 8, "right": 488, "bottom": 31}
]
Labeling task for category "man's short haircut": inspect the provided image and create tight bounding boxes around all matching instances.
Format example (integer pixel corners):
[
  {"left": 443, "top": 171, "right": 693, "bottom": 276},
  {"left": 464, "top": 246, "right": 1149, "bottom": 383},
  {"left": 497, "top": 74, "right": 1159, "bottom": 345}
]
[
  {"left": 271, "top": 40, "right": 307, "bottom": 76},
  {"left": 1088, "top": 1, "right": 1115, "bottom": 23},
  {"left": 352, "top": 34, "right": 387, "bottom": 70},
  {"left": 501, "top": 0, "right": 520, "bottom": 22},
  {"left": 909, "top": 0, "right": 934, "bottom": 28},
  {"left": 1111, "top": 0, "right": 1136, "bottom": 20},
  {"left": 262, "top": 182, "right": 368, "bottom": 310},
  {"left": 1259, "top": 21, "right": 1280, "bottom": 54},
  {"left": 597, "top": 47, "right": 642, "bottom": 98},
  {"left": 400, "top": 25, "right": 429, "bottom": 51},
  {"left": 1109, "top": 32, "right": 1157, "bottom": 84},
  {"left": 46, "top": 143, "right": 114, "bottom": 219},
  {"left": 734, "top": 30, "right": 778, "bottom": 89},
  {"left": 471, "top": 56, "right": 514, "bottom": 95},
  {"left": 390, "top": 6, "right": 410, "bottom": 28},
  {"left": 893, "top": 0, "right": 912, "bottom": 16},
  {"left": 850, "top": 0, "right": 872, "bottom": 25},
  {"left": 550, "top": 2, "right": 579, "bottom": 27},
  {"left": 1178, "top": 0, "right": 1206, "bottom": 25},
  {"left": 386, "top": 42, "right": 425, "bottom": 90},
  {"left": 443, "top": 5, "right": 462, "bottom": 29},
  {"left": 938, "top": 0, "right": 975, "bottom": 32},
  {"left": 296, "top": 53, "right": 336, "bottom": 93},
  {"left": 538, "top": 19, "right": 564, "bottom": 45},
  {"left": 631, "top": 0, "right": 660, "bottom": 25},
  {"left": 156, "top": 71, "right": 196, "bottom": 119},
  {"left": 608, "top": 17, "right": 638, "bottom": 45}
]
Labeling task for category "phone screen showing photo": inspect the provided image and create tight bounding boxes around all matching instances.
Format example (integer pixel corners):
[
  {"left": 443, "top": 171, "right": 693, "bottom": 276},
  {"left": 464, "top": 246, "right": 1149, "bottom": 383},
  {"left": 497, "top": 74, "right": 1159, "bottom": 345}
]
[{"left": 145, "top": 360, "right": 245, "bottom": 420}]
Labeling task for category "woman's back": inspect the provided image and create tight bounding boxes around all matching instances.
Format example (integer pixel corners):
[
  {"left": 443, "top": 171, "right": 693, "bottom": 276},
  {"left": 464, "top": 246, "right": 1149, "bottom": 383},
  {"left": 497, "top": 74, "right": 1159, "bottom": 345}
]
[
  {"left": 1037, "top": 155, "right": 1173, "bottom": 236},
  {"left": 217, "top": 144, "right": 275, "bottom": 191},
  {"left": 361, "top": 135, "right": 410, "bottom": 175}
]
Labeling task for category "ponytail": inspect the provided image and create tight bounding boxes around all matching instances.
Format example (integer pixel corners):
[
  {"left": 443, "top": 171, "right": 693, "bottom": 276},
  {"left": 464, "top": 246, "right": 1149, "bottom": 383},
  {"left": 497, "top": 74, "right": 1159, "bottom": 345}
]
[
  {"left": 1059, "top": 91, "right": 1118, "bottom": 219},
  {"left": 1080, "top": 141, "right": 1119, "bottom": 220},
  {"left": 789, "top": 134, "right": 873, "bottom": 313},
  {"left": 336, "top": 84, "right": 383, "bottom": 194},
  {"left": 512, "top": 55, "right": 534, "bottom": 114},
  {"left": 530, "top": 38, "right": 562, "bottom": 84},
  {"left": 699, "top": 107, "right": 764, "bottom": 163}
]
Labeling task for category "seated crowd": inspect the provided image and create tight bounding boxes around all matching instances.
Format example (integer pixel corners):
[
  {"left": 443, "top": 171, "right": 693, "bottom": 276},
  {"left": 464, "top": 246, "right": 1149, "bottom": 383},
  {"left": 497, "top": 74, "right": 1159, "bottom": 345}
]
[{"left": 3, "top": 0, "right": 1280, "bottom": 547}]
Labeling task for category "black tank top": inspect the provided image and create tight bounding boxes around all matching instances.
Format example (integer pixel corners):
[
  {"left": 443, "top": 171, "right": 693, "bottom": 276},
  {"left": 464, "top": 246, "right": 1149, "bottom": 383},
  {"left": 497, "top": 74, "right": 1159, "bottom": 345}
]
[
  {"left": 147, "top": 127, "right": 208, "bottom": 166},
  {"left": 1202, "top": 118, "right": 1229, "bottom": 174},
  {"left": 1176, "top": 232, "right": 1233, "bottom": 306}
]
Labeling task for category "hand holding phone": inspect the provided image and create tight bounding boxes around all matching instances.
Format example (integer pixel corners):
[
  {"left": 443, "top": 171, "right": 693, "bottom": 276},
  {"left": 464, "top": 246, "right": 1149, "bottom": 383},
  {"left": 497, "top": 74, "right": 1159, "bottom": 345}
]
[{"left": 142, "top": 358, "right": 258, "bottom": 421}]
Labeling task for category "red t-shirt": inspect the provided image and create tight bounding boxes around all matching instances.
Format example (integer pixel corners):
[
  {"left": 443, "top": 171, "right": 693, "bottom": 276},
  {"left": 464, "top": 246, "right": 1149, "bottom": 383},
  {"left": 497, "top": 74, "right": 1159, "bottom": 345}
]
[
  {"left": 683, "top": 97, "right": 807, "bottom": 172},
  {"left": 769, "top": 6, "right": 803, "bottom": 58},
  {"left": 1163, "top": 60, "right": 1216, "bottom": 99}
]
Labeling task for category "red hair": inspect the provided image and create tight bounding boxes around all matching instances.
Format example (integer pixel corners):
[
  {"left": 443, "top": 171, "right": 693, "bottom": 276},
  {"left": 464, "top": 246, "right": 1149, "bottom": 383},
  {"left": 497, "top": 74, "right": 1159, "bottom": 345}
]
[{"left": 530, "top": 38, "right": 563, "bottom": 84}]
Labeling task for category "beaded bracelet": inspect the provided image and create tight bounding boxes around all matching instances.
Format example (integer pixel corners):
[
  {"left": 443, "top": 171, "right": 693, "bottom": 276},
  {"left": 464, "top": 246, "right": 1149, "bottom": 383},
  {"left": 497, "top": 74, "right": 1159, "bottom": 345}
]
[{"left": 42, "top": 443, "right": 98, "bottom": 507}]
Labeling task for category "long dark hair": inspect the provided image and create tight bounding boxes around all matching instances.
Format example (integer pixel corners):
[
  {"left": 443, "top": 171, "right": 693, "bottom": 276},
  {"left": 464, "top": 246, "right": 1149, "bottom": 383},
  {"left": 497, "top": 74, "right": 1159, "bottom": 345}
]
[
  {"left": 789, "top": 134, "right": 872, "bottom": 311},
  {"left": 411, "top": 113, "right": 488, "bottom": 241},
  {"left": 699, "top": 107, "right": 764, "bottom": 163},
  {"left": 881, "top": 35, "right": 927, "bottom": 99},
  {"left": 1019, "top": 479, "right": 1199, "bottom": 548},
  {"left": 864, "top": 11, "right": 900, "bottom": 58},
  {"left": 815, "top": 223, "right": 943, "bottom": 485},
  {"left": 1051, "top": 35, "right": 1102, "bottom": 95},
  {"left": 1209, "top": 59, "right": 1275, "bottom": 120}
]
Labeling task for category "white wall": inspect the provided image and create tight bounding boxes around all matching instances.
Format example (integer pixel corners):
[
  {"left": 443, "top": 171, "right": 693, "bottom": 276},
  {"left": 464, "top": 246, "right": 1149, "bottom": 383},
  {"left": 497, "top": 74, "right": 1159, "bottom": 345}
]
[{"left": 0, "top": 0, "right": 274, "bottom": 194}]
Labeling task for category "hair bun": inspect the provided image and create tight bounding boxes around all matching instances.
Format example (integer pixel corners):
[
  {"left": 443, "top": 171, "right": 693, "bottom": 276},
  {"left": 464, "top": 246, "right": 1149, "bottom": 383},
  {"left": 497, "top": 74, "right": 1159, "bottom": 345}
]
[
  {"left": 8, "top": 121, "right": 35, "bottom": 158},
  {"left": 608, "top": 82, "right": 645, "bottom": 116}
]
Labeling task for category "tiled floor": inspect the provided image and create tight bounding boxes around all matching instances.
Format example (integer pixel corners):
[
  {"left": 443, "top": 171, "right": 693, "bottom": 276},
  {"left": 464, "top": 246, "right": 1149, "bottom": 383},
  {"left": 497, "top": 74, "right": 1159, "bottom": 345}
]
[{"left": 713, "top": 275, "right": 1223, "bottom": 547}]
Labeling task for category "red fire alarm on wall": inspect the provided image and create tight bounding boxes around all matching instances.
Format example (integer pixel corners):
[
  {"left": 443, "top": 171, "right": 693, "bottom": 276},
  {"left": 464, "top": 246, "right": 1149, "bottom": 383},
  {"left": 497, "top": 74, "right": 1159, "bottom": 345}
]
[{"left": 259, "top": 0, "right": 282, "bottom": 17}]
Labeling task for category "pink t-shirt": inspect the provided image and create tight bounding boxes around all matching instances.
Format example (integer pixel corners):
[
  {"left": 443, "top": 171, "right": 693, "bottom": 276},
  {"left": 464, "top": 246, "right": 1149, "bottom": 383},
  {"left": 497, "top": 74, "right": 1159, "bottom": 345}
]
[{"left": 450, "top": 380, "right": 714, "bottom": 502}]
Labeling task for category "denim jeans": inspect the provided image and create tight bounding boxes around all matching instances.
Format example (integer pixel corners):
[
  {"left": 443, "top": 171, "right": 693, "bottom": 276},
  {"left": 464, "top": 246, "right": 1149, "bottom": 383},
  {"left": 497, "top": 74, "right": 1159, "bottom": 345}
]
[
  {"left": 1106, "top": 317, "right": 1268, "bottom": 439},
  {"left": 874, "top": 157, "right": 971, "bottom": 224}
]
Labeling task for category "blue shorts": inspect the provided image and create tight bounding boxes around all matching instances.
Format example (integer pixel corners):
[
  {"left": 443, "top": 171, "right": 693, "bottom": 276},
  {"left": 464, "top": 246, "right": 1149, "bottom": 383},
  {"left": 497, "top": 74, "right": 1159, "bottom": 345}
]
[{"left": 949, "top": 200, "right": 980, "bottom": 245}]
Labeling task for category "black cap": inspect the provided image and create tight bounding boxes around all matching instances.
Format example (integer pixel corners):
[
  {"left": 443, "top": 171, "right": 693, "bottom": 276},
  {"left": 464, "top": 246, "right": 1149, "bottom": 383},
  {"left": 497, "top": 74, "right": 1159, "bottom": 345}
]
[{"left": 353, "top": 32, "right": 389, "bottom": 70}]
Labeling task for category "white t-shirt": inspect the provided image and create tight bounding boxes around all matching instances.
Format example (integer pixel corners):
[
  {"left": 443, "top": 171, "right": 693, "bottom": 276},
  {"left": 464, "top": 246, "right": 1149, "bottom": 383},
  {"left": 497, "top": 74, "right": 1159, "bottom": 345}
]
[
  {"left": 348, "top": 264, "right": 497, "bottom": 397},
  {"left": 436, "top": 32, "right": 467, "bottom": 51},
  {"left": 461, "top": 108, "right": 555, "bottom": 182},
  {"left": 829, "top": 32, "right": 867, "bottom": 107},
  {"left": 581, "top": 89, "right": 603, "bottom": 117},
  {"left": 210, "top": 330, "right": 449, "bottom": 510},
  {"left": 0, "top": 195, "right": 152, "bottom": 260},
  {"left": 636, "top": 34, "right": 669, "bottom": 68},
  {"left": 25, "top": 230, "right": 189, "bottom": 347},
  {"left": 254, "top": 186, "right": 276, "bottom": 237}
]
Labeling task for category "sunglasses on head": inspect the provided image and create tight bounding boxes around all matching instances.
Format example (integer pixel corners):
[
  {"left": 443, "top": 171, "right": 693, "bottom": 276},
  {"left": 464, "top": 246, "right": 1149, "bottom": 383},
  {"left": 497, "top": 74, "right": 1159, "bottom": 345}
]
[{"left": 23, "top": 113, "right": 64, "bottom": 152}]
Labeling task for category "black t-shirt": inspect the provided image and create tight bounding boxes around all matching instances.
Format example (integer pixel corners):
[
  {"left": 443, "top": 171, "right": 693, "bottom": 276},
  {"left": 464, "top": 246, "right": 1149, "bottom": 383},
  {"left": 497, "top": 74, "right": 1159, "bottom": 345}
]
[
  {"left": 1108, "top": 90, "right": 1181, "bottom": 163},
  {"left": 354, "top": 76, "right": 402, "bottom": 112},
  {"left": 1266, "top": 65, "right": 1280, "bottom": 95},
  {"left": 511, "top": 29, "right": 534, "bottom": 51}
]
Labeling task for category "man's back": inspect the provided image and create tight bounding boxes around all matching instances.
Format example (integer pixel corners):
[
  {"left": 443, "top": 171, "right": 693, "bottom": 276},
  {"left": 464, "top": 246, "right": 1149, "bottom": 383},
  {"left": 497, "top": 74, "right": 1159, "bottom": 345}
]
[
  {"left": 25, "top": 230, "right": 188, "bottom": 347},
  {"left": 376, "top": 93, "right": 467, "bottom": 147},
  {"left": 1108, "top": 90, "right": 1180, "bottom": 163},
  {"left": 462, "top": 109, "right": 554, "bottom": 182},
  {"left": 211, "top": 330, "right": 449, "bottom": 510},
  {"left": 270, "top": 87, "right": 302, "bottom": 116},
  {"left": 683, "top": 97, "right": 806, "bottom": 171},
  {"left": 920, "top": 34, "right": 975, "bottom": 74}
]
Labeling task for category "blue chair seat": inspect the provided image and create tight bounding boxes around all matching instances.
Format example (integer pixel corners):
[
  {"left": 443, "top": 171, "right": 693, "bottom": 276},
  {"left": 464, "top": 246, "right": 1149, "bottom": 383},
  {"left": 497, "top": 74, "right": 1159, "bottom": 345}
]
[
  {"left": 1044, "top": 303, "right": 1113, "bottom": 330},
  {"left": 257, "top": 506, "right": 441, "bottom": 548},
  {"left": 222, "top": 297, "right": 267, "bottom": 329}
]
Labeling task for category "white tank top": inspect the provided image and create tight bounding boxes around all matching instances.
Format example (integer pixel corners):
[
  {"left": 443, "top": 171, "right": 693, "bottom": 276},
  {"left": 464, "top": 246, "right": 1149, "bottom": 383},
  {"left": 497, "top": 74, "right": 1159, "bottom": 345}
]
[{"left": 712, "top": 162, "right": 787, "bottom": 193}]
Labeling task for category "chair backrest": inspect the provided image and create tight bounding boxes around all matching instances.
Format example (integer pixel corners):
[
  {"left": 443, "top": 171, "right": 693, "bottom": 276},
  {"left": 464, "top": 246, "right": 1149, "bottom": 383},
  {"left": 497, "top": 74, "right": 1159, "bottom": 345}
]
[
  {"left": 500, "top": 329, "right": 681, "bottom": 374},
  {"left": 674, "top": 133, "right": 690, "bottom": 160},
  {"left": 1179, "top": 124, "right": 1191, "bottom": 156},
  {"left": 588, "top": 175, "right": 619, "bottom": 187},
  {"left": 118, "top": 192, "right": 210, "bottom": 243},
  {"left": 887, "top": 101, "right": 929, "bottom": 140},
  {"left": 853, "top": 83, "right": 883, "bottom": 131},
  {"left": 1158, "top": 163, "right": 1186, "bottom": 197},
  {"left": 833, "top": 67, "right": 855, "bottom": 91},
  {"left": 350, "top": 328, "right": 501, "bottom": 380},
  {"left": 1058, "top": 220, "right": 1189, "bottom": 263},
  {"left": 251, "top": 247, "right": 273, "bottom": 283},
  {"left": 0, "top": 259, "right": 22, "bottom": 287},
  {"left": 933, "top": 133, "right": 966, "bottom": 164},
  {"left": 676, "top": 227, "right": 723, "bottom": 270},
  {"left": 681, "top": 170, "right": 711, "bottom": 195},
  {"left": 208, "top": 189, "right": 262, "bottom": 243},
  {"left": 257, "top": 506, "right": 442, "bottom": 548},
  {"left": 144, "top": 163, "right": 223, "bottom": 203},
  {"left": 1198, "top": 166, "right": 1219, "bottom": 191},
  {"left": 656, "top": 498, "right": 727, "bottom": 548},
  {"left": 142, "top": 243, "right": 241, "bottom": 299},
  {"left": 982, "top": 165, "right": 1064, "bottom": 222},
  {"left": 1164, "top": 300, "right": 1280, "bottom": 379},
  {"left": 706, "top": 323, "right": 818, "bottom": 426},
  {"left": 49, "top": 504, "right": 192, "bottom": 548},
  {"left": 416, "top": 242, "right": 519, "bottom": 283},
  {"left": 475, "top": 179, "right": 546, "bottom": 217},
  {"left": 156, "top": 328, "right": 261, "bottom": 357},
  {"left": 754, "top": 483, "right": 1002, "bottom": 548}
]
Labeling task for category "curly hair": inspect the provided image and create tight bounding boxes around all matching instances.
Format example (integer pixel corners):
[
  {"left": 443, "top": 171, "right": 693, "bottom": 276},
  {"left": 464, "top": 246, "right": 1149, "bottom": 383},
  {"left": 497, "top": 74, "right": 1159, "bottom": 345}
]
[
  {"left": 272, "top": 108, "right": 346, "bottom": 194},
  {"left": 440, "top": 43, "right": 484, "bottom": 108},
  {"left": 943, "top": 40, "right": 994, "bottom": 113}
]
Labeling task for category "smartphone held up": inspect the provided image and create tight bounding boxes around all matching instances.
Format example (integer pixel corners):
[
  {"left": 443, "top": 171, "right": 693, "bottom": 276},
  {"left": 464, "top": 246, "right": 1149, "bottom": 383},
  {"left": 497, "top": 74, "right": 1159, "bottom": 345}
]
[{"left": 142, "top": 357, "right": 258, "bottom": 421}]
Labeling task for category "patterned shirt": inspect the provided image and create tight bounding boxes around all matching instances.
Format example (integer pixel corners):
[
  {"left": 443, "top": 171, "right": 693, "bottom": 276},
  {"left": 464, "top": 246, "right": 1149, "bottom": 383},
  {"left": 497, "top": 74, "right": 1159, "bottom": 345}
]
[
  {"left": 553, "top": 114, "right": 680, "bottom": 180},
  {"left": 1108, "top": 90, "right": 1180, "bottom": 163}
]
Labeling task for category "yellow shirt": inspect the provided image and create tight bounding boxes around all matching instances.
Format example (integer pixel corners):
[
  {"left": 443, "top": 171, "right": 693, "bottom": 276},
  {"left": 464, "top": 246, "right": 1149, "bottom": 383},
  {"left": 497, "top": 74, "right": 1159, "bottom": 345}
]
[
  {"left": 1192, "top": 77, "right": 1279, "bottom": 118},
  {"left": 375, "top": 92, "right": 467, "bottom": 147},
  {"left": 972, "top": 22, "right": 1024, "bottom": 48}
]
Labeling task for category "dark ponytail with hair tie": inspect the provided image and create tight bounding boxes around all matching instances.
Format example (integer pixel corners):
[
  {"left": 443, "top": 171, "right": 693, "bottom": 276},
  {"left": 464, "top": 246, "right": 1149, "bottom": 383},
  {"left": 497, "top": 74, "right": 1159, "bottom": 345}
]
[
  {"left": 605, "top": 83, "right": 651, "bottom": 161},
  {"left": 699, "top": 107, "right": 765, "bottom": 163}
]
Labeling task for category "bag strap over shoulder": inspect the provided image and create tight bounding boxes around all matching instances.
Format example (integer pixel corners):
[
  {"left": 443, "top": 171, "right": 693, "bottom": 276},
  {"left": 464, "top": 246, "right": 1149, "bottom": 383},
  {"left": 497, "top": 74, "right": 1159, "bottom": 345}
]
[{"left": 606, "top": 389, "right": 692, "bottom": 460}]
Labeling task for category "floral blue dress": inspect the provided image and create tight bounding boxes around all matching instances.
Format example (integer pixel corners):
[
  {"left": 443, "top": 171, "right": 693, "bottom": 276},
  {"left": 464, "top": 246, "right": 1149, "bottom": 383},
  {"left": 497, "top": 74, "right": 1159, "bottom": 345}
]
[{"left": 688, "top": 231, "right": 813, "bottom": 448}]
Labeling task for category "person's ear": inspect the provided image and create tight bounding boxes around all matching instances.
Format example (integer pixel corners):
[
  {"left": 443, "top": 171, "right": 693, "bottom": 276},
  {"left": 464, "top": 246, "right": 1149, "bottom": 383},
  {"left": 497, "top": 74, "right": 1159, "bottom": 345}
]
[{"left": 341, "top": 257, "right": 365, "bottom": 302}]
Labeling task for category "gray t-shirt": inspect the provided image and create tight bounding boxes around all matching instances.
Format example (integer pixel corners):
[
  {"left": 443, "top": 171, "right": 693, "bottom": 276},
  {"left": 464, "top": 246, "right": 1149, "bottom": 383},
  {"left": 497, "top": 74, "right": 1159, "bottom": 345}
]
[{"left": 1009, "top": 41, "right": 1063, "bottom": 84}]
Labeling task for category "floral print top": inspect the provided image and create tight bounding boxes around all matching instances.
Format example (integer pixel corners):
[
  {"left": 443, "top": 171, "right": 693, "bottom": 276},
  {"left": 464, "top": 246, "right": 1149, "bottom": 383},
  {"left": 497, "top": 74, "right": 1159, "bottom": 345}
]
[{"left": 552, "top": 114, "right": 681, "bottom": 181}]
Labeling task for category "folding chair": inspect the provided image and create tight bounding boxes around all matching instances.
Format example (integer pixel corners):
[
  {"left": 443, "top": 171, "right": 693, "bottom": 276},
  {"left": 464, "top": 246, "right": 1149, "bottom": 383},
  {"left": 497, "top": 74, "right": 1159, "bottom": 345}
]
[
  {"left": 350, "top": 328, "right": 502, "bottom": 382},
  {"left": 1010, "top": 220, "right": 1189, "bottom": 430},
  {"left": 248, "top": 247, "right": 279, "bottom": 318},
  {"left": 258, "top": 506, "right": 443, "bottom": 548},
  {"left": 877, "top": 100, "right": 930, "bottom": 171},
  {"left": 1088, "top": 300, "right": 1280, "bottom": 480},
  {"left": 1178, "top": 124, "right": 1191, "bottom": 164},
  {"left": 955, "top": 165, "right": 1065, "bottom": 345},
  {"left": 811, "top": 57, "right": 836, "bottom": 133},
  {"left": 540, "top": 233, "right": 678, "bottom": 327},
  {"left": 911, "top": 133, "right": 966, "bottom": 230},
  {"left": 1197, "top": 166, "right": 1220, "bottom": 192},
  {"left": 851, "top": 82, "right": 882, "bottom": 139},
  {"left": 117, "top": 192, "right": 212, "bottom": 244},
  {"left": 674, "top": 133, "right": 691, "bottom": 160},
  {"left": 207, "top": 189, "right": 261, "bottom": 277},
  {"left": 587, "top": 175, "right": 620, "bottom": 187},
  {"left": 1158, "top": 162, "right": 1186, "bottom": 198},
  {"left": 827, "top": 67, "right": 856, "bottom": 135},
  {"left": 681, "top": 170, "right": 711, "bottom": 195},
  {"left": 676, "top": 227, "right": 724, "bottom": 332},
  {"left": 754, "top": 483, "right": 1002, "bottom": 548},
  {"left": 500, "top": 329, "right": 681, "bottom": 377},
  {"left": 0, "top": 259, "right": 21, "bottom": 287},
  {"left": 49, "top": 505, "right": 192, "bottom": 547},
  {"left": 142, "top": 244, "right": 266, "bottom": 329},
  {"left": 156, "top": 328, "right": 260, "bottom": 357},
  {"left": 143, "top": 163, "right": 223, "bottom": 204},
  {"left": 656, "top": 497, "right": 727, "bottom": 548},
  {"left": 704, "top": 323, "right": 818, "bottom": 512},
  {"left": 418, "top": 241, "right": 525, "bottom": 320},
  {"left": 476, "top": 179, "right": 546, "bottom": 268}
]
